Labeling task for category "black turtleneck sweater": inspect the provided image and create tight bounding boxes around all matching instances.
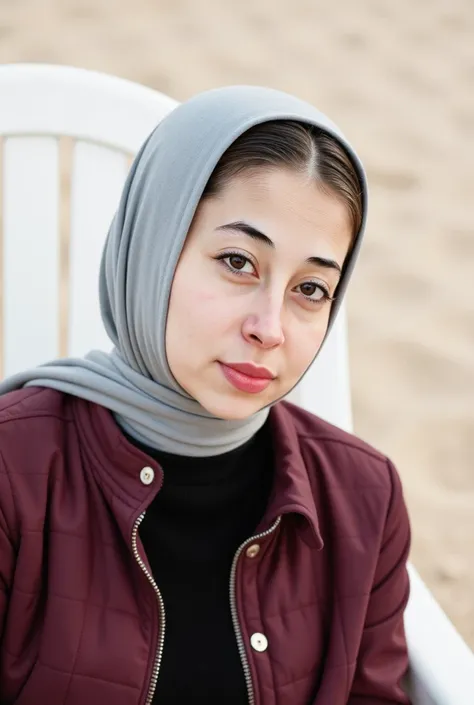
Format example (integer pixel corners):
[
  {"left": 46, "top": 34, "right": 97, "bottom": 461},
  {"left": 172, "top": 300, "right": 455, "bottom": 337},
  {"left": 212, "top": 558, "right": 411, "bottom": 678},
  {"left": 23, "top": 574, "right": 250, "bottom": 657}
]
[{"left": 130, "top": 420, "right": 274, "bottom": 704}]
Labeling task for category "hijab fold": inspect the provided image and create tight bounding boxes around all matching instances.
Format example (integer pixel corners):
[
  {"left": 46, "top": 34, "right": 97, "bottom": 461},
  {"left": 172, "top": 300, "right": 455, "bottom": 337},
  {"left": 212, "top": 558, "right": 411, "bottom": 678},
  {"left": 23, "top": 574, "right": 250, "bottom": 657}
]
[{"left": 0, "top": 86, "right": 368, "bottom": 456}]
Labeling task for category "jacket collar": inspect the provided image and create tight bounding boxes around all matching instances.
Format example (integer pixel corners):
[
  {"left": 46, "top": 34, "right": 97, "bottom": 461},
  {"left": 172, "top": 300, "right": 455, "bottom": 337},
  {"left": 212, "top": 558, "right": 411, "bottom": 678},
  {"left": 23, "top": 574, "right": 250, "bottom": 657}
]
[
  {"left": 74, "top": 396, "right": 323, "bottom": 549},
  {"left": 73, "top": 397, "right": 163, "bottom": 520},
  {"left": 263, "top": 403, "right": 324, "bottom": 550}
]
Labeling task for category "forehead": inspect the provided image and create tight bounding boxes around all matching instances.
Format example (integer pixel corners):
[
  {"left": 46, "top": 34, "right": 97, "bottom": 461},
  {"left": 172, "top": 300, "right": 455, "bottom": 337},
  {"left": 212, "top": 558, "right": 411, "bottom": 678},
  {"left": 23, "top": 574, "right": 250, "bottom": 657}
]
[{"left": 224, "top": 169, "right": 348, "bottom": 221}]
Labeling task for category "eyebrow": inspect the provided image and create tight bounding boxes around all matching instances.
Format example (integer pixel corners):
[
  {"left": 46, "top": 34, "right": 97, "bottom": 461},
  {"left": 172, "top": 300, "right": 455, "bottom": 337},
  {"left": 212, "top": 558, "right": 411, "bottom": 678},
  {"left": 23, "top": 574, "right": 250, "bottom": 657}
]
[{"left": 215, "top": 220, "right": 342, "bottom": 273}]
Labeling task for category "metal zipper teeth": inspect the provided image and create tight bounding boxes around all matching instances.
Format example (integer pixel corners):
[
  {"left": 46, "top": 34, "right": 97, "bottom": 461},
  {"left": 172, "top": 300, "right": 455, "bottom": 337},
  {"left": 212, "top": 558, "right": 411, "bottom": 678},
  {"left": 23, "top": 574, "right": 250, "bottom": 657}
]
[
  {"left": 229, "top": 516, "right": 282, "bottom": 705},
  {"left": 131, "top": 511, "right": 166, "bottom": 705}
]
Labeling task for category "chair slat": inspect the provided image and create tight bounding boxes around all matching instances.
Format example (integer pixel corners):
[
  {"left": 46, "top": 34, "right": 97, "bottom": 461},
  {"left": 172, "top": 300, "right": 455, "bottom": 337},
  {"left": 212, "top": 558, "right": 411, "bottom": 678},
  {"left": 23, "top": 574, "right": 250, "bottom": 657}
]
[
  {"left": 2, "top": 137, "right": 60, "bottom": 376},
  {"left": 68, "top": 141, "right": 128, "bottom": 357}
]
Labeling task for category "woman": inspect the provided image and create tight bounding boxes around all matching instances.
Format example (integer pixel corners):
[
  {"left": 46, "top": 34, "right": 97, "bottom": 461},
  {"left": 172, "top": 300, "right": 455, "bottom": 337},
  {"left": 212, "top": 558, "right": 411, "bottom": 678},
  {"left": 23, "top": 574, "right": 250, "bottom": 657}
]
[{"left": 0, "top": 86, "right": 411, "bottom": 704}]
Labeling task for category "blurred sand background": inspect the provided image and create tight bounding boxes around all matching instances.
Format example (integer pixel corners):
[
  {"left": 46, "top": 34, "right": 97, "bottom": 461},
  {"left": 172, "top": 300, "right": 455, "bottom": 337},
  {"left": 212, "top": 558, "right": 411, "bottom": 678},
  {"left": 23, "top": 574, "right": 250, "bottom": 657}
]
[{"left": 0, "top": 0, "right": 473, "bottom": 646}]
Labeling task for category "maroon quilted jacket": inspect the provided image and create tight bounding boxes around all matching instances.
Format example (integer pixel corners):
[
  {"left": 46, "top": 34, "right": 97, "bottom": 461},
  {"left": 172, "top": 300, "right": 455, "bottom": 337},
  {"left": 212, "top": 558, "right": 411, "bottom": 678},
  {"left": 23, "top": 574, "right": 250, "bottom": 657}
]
[{"left": 0, "top": 388, "right": 411, "bottom": 705}]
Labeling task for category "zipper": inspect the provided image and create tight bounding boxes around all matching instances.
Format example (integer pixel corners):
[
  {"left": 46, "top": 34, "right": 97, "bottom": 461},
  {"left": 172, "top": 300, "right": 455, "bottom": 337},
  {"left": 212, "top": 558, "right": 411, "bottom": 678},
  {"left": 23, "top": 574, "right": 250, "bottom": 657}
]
[
  {"left": 229, "top": 516, "right": 282, "bottom": 705},
  {"left": 131, "top": 511, "right": 166, "bottom": 705}
]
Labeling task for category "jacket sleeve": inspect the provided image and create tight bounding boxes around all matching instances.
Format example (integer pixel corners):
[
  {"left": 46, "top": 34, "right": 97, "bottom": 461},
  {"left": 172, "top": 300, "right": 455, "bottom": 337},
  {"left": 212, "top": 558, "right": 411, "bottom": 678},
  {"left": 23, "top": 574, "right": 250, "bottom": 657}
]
[{"left": 348, "top": 459, "right": 412, "bottom": 704}]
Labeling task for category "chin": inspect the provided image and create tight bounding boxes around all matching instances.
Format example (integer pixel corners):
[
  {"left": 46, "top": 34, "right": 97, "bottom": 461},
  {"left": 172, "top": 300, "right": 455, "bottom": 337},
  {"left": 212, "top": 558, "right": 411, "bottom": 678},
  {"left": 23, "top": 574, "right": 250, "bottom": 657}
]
[{"left": 197, "top": 392, "right": 269, "bottom": 421}]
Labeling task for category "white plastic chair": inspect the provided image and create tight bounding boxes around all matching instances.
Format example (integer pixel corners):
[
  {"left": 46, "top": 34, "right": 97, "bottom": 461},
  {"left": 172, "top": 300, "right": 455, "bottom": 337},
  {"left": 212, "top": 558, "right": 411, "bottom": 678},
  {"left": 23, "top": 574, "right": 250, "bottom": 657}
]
[{"left": 0, "top": 63, "right": 473, "bottom": 703}]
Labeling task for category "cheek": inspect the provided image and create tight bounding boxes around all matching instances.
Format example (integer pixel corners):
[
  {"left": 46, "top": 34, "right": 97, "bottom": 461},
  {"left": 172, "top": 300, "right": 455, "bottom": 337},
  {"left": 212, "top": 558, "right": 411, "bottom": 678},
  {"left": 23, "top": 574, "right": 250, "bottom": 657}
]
[
  {"left": 286, "top": 315, "right": 329, "bottom": 379},
  {"left": 167, "top": 276, "right": 232, "bottom": 352}
]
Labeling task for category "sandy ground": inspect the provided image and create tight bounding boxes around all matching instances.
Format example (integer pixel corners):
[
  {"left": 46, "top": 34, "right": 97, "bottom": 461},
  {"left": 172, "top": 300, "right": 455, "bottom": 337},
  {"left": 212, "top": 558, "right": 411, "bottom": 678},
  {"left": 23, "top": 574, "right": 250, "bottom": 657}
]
[{"left": 0, "top": 0, "right": 473, "bottom": 646}]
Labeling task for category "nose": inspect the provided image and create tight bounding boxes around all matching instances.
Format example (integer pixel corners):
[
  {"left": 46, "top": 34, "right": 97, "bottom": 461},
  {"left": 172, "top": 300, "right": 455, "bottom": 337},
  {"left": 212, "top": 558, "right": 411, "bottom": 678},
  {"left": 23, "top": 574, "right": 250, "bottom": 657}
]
[{"left": 242, "top": 294, "right": 285, "bottom": 349}]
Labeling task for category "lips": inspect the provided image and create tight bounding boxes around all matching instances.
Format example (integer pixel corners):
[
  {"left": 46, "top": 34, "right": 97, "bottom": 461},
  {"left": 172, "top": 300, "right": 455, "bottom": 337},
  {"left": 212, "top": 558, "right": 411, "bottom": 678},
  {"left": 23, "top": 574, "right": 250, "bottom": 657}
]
[{"left": 218, "top": 361, "right": 276, "bottom": 395}]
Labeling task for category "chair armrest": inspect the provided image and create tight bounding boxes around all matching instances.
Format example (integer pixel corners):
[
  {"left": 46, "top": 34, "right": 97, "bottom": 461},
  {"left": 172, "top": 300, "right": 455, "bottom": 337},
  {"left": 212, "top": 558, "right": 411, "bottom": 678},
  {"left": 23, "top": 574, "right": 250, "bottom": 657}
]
[{"left": 405, "top": 563, "right": 474, "bottom": 705}]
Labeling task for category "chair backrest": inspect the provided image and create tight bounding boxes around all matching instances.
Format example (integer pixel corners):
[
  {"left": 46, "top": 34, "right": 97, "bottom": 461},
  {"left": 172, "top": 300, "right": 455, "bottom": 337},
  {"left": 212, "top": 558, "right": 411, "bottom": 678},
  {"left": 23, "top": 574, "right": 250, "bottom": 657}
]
[{"left": 1, "top": 63, "right": 473, "bottom": 704}]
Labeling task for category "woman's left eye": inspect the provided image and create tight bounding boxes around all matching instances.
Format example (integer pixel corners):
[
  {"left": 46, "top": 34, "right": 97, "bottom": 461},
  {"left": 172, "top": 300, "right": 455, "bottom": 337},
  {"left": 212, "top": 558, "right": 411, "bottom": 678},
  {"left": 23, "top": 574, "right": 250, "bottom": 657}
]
[{"left": 296, "top": 281, "right": 331, "bottom": 304}]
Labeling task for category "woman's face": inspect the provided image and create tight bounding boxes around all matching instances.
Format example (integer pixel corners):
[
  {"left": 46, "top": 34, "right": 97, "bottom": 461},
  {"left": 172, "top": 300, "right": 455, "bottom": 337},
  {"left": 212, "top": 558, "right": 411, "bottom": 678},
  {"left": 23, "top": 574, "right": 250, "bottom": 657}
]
[{"left": 166, "top": 167, "right": 353, "bottom": 419}]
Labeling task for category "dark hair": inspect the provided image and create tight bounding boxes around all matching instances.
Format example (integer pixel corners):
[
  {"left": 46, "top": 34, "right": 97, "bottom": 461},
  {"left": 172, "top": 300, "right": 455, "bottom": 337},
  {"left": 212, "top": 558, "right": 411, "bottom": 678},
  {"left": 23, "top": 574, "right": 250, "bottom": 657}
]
[{"left": 202, "top": 120, "right": 363, "bottom": 238}]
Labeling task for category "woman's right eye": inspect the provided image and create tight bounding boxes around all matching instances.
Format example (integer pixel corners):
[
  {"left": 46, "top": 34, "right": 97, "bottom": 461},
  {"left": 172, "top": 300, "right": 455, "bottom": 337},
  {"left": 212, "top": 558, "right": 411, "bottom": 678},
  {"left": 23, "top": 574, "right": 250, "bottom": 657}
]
[{"left": 217, "top": 252, "right": 256, "bottom": 276}]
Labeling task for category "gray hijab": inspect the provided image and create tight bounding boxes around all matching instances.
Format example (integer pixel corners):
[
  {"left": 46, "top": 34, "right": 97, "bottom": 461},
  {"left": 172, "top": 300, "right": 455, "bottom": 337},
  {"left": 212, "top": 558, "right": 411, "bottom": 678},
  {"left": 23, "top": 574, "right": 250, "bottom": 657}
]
[{"left": 0, "top": 86, "right": 368, "bottom": 456}]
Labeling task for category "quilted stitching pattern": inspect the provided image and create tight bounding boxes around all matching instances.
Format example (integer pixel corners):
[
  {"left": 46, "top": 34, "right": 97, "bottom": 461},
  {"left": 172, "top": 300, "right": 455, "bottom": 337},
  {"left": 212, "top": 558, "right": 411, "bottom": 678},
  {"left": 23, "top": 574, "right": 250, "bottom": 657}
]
[{"left": 0, "top": 389, "right": 410, "bottom": 704}]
